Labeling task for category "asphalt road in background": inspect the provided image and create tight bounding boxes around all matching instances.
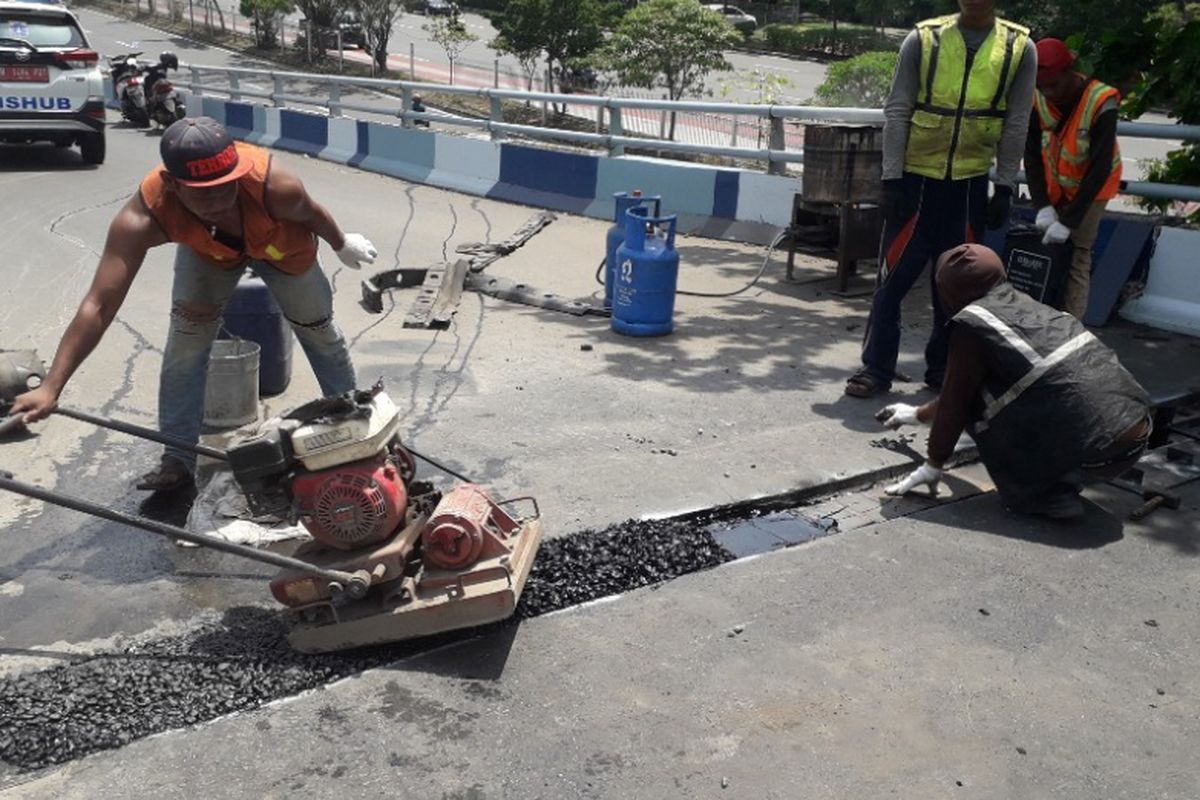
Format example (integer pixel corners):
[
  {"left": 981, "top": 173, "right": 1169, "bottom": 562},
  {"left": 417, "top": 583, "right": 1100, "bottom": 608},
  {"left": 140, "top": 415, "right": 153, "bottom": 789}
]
[{"left": 84, "top": 6, "right": 1173, "bottom": 180}]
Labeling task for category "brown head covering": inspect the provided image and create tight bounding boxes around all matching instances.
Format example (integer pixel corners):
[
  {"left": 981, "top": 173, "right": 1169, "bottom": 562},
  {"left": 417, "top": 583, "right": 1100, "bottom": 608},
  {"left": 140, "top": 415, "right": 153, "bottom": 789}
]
[{"left": 935, "top": 244, "right": 1006, "bottom": 315}]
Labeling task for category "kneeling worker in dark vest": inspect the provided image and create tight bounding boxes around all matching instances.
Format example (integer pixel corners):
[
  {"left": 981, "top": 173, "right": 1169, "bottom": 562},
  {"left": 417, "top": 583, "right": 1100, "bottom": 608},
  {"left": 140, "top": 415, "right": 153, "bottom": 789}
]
[
  {"left": 9, "top": 116, "right": 379, "bottom": 491},
  {"left": 875, "top": 244, "right": 1151, "bottom": 519}
]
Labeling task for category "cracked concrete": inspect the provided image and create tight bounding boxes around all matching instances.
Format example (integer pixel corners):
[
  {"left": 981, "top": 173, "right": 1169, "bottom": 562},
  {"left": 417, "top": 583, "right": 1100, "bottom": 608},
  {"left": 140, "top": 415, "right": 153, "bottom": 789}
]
[{"left": 1, "top": 8, "right": 1198, "bottom": 793}]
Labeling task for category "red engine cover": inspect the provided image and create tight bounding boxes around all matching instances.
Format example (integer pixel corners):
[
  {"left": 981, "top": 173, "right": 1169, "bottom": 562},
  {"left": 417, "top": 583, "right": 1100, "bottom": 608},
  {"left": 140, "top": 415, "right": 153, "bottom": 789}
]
[{"left": 290, "top": 454, "right": 407, "bottom": 551}]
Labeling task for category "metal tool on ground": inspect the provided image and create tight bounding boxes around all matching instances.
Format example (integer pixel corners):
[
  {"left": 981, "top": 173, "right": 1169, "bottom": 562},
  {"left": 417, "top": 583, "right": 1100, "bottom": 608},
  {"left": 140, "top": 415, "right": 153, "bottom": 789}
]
[
  {"left": 359, "top": 212, "right": 558, "bottom": 323},
  {"left": 400, "top": 259, "right": 470, "bottom": 329},
  {"left": 1108, "top": 440, "right": 1200, "bottom": 521},
  {"left": 0, "top": 385, "right": 544, "bottom": 653},
  {"left": 465, "top": 272, "right": 608, "bottom": 316},
  {"left": 455, "top": 211, "right": 556, "bottom": 273}
]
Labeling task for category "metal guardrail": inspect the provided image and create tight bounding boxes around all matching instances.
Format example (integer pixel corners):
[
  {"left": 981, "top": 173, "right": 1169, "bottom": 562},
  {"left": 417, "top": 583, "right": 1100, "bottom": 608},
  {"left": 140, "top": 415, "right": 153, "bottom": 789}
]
[{"left": 180, "top": 64, "right": 1200, "bottom": 201}]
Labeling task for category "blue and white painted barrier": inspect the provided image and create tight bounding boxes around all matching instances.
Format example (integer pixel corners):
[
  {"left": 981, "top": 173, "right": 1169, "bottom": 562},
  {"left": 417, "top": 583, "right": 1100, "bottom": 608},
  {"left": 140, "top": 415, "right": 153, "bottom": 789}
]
[
  {"left": 185, "top": 95, "right": 798, "bottom": 241},
  {"left": 1120, "top": 226, "right": 1200, "bottom": 336}
]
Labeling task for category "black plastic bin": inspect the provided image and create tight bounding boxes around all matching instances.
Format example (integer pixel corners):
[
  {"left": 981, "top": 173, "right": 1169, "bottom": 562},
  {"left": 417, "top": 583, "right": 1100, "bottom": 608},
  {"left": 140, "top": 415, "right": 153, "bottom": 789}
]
[{"left": 1002, "top": 223, "right": 1073, "bottom": 308}]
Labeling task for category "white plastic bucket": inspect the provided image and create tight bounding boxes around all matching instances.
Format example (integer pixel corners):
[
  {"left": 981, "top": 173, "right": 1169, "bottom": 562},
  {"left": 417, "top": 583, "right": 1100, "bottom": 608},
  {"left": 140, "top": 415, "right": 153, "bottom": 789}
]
[{"left": 203, "top": 339, "right": 261, "bottom": 428}]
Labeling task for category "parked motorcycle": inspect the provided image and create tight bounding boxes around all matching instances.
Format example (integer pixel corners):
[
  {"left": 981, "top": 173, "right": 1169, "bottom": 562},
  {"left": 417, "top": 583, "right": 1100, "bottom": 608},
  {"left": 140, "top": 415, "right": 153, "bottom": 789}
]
[
  {"left": 142, "top": 51, "right": 186, "bottom": 128},
  {"left": 108, "top": 51, "right": 149, "bottom": 127},
  {"left": 109, "top": 51, "right": 184, "bottom": 128}
]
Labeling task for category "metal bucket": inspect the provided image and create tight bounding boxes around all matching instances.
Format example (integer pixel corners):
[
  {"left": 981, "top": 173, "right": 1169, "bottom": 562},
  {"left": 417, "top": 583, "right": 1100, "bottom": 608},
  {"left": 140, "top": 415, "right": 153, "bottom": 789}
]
[
  {"left": 203, "top": 339, "right": 260, "bottom": 429},
  {"left": 801, "top": 124, "right": 883, "bottom": 203}
]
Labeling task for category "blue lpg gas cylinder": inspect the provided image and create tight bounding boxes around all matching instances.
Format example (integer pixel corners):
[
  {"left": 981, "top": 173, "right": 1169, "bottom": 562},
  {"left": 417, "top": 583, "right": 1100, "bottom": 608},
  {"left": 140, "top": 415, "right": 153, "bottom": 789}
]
[
  {"left": 612, "top": 206, "right": 679, "bottom": 337},
  {"left": 605, "top": 190, "right": 661, "bottom": 309},
  {"left": 218, "top": 273, "right": 294, "bottom": 396}
]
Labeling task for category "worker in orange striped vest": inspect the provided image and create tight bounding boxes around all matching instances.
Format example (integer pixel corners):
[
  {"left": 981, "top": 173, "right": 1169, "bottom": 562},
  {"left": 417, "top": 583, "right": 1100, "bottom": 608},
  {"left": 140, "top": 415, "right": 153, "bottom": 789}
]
[
  {"left": 1024, "top": 38, "right": 1123, "bottom": 320},
  {"left": 9, "top": 117, "right": 379, "bottom": 492}
]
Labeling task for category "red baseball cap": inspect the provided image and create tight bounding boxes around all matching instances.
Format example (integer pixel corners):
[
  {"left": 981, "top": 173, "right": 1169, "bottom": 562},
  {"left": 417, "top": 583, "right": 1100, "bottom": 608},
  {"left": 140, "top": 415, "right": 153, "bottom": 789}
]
[{"left": 1036, "top": 38, "right": 1075, "bottom": 77}]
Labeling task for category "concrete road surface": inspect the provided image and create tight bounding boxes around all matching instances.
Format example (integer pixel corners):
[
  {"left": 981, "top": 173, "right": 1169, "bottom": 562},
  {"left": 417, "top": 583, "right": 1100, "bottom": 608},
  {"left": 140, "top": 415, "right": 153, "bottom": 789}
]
[{"left": 0, "top": 14, "right": 1197, "bottom": 795}]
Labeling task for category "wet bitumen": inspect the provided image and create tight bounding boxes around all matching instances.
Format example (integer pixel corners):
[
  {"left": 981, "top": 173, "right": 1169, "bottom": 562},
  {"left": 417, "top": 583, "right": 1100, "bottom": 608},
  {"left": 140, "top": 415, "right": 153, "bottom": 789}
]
[{"left": 0, "top": 517, "right": 733, "bottom": 774}]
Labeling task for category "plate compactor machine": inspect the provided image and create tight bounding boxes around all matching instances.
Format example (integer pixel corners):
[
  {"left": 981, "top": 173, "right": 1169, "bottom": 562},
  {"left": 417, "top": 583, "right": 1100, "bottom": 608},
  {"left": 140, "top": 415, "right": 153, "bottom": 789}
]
[{"left": 0, "top": 351, "right": 543, "bottom": 653}]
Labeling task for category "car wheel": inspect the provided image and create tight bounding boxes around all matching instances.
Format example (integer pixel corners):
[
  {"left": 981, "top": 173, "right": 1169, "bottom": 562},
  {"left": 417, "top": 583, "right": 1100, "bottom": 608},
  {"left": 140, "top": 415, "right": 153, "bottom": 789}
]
[{"left": 80, "top": 133, "right": 106, "bottom": 165}]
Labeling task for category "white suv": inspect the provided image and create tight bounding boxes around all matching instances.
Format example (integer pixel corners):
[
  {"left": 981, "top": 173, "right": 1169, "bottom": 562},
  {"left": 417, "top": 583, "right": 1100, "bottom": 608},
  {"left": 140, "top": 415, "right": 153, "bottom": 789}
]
[{"left": 0, "top": 2, "right": 105, "bottom": 164}]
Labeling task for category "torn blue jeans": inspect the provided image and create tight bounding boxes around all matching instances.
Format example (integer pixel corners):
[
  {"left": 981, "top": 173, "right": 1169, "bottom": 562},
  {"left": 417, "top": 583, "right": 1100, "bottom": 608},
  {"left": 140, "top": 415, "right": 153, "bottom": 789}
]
[{"left": 158, "top": 246, "right": 357, "bottom": 471}]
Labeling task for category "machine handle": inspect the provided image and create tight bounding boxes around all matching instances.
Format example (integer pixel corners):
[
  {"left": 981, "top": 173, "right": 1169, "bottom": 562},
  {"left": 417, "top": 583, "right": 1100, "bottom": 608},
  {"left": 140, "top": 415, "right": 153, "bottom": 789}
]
[
  {"left": 0, "top": 471, "right": 360, "bottom": 588},
  {"left": 54, "top": 405, "right": 229, "bottom": 461}
]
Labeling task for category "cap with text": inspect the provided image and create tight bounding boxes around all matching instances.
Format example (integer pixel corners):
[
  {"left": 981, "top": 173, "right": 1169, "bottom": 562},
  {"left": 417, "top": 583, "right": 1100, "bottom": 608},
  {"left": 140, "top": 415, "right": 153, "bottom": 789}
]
[{"left": 160, "top": 116, "right": 254, "bottom": 187}]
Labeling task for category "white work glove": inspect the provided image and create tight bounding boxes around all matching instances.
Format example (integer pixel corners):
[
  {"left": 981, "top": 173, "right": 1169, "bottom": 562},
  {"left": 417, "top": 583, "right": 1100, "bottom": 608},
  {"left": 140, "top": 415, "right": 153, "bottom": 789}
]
[
  {"left": 885, "top": 462, "right": 943, "bottom": 497},
  {"left": 1035, "top": 205, "right": 1058, "bottom": 232},
  {"left": 335, "top": 233, "right": 378, "bottom": 269},
  {"left": 875, "top": 403, "right": 923, "bottom": 430},
  {"left": 1042, "top": 221, "right": 1071, "bottom": 245}
]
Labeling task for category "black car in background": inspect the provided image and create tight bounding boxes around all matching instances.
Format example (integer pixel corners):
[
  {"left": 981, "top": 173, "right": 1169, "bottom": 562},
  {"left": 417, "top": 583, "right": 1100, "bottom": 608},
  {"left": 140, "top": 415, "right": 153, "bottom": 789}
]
[
  {"left": 336, "top": 12, "right": 366, "bottom": 48},
  {"left": 423, "top": 0, "right": 460, "bottom": 16}
]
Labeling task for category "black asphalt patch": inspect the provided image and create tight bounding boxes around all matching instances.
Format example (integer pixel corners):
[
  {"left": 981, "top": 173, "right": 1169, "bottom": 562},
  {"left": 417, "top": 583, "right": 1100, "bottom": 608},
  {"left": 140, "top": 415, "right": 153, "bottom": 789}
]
[{"left": 0, "top": 518, "right": 733, "bottom": 774}]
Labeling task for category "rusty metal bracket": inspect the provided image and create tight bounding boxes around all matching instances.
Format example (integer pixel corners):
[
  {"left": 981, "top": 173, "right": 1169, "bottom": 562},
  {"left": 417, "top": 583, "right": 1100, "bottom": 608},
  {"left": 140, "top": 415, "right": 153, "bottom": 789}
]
[
  {"left": 463, "top": 273, "right": 609, "bottom": 317},
  {"left": 456, "top": 211, "right": 557, "bottom": 273},
  {"left": 402, "top": 260, "right": 474, "bottom": 329},
  {"left": 427, "top": 259, "right": 469, "bottom": 328},
  {"left": 360, "top": 267, "right": 429, "bottom": 313},
  {"left": 360, "top": 213, "right": 557, "bottom": 318}
]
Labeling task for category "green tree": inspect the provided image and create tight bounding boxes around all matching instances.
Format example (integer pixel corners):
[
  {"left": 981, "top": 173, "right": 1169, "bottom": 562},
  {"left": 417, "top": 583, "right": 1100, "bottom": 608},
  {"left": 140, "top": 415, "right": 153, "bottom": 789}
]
[
  {"left": 719, "top": 66, "right": 791, "bottom": 147},
  {"left": 811, "top": 50, "right": 897, "bottom": 107},
  {"left": 296, "top": 0, "right": 338, "bottom": 28},
  {"left": 353, "top": 0, "right": 408, "bottom": 73},
  {"left": 591, "top": 0, "right": 740, "bottom": 139},
  {"left": 854, "top": 0, "right": 889, "bottom": 34},
  {"left": 424, "top": 14, "right": 479, "bottom": 84},
  {"left": 1046, "top": 2, "right": 1200, "bottom": 218},
  {"left": 490, "top": 0, "right": 615, "bottom": 95},
  {"left": 240, "top": 0, "right": 293, "bottom": 48},
  {"left": 490, "top": 1, "right": 544, "bottom": 92}
]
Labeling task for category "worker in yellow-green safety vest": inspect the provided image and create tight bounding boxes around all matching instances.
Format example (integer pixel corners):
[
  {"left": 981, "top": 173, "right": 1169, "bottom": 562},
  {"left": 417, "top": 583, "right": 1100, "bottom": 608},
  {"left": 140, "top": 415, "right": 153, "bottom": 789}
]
[
  {"left": 846, "top": 0, "right": 1036, "bottom": 400},
  {"left": 1024, "top": 38, "right": 1123, "bottom": 321}
]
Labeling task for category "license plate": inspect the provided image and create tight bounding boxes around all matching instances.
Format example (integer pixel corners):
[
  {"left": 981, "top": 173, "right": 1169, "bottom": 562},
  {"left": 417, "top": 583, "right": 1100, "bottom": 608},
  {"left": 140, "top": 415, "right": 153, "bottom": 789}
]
[{"left": 0, "top": 65, "right": 49, "bottom": 83}]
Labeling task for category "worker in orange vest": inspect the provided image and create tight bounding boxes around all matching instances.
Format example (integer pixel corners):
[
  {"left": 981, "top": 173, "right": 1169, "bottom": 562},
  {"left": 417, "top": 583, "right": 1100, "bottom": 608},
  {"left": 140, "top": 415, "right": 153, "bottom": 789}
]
[
  {"left": 1024, "top": 38, "right": 1123, "bottom": 320},
  {"left": 9, "top": 117, "right": 379, "bottom": 492}
]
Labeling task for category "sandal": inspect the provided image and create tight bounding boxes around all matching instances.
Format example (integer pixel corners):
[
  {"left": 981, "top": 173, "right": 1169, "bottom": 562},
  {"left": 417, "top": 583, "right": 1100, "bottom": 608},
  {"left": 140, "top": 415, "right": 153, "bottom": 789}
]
[
  {"left": 135, "top": 456, "right": 194, "bottom": 493},
  {"left": 844, "top": 370, "right": 890, "bottom": 398}
]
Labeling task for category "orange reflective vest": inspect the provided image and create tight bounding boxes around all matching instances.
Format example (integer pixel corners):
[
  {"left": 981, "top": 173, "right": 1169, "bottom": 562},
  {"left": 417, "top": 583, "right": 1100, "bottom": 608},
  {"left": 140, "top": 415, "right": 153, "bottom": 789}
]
[
  {"left": 1034, "top": 79, "right": 1123, "bottom": 206},
  {"left": 139, "top": 142, "right": 318, "bottom": 274}
]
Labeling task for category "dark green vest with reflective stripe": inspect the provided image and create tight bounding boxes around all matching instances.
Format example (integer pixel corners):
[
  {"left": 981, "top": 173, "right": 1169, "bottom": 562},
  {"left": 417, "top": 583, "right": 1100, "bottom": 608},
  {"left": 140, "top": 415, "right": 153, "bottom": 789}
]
[
  {"left": 905, "top": 15, "right": 1029, "bottom": 181},
  {"left": 952, "top": 284, "right": 1148, "bottom": 505}
]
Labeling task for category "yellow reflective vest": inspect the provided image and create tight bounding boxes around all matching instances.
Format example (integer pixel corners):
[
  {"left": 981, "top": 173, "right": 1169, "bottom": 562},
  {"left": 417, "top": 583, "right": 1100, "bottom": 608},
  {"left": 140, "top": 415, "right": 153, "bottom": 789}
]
[{"left": 904, "top": 15, "right": 1030, "bottom": 181}]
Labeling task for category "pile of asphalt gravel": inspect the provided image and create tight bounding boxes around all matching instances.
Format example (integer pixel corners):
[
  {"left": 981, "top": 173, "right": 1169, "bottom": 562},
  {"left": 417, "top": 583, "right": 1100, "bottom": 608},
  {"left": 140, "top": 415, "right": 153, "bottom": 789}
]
[
  {"left": 0, "top": 518, "right": 732, "bottom": 772},
  {"left": 517, "top": 517, "right": 732, "bottom": 616}
]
